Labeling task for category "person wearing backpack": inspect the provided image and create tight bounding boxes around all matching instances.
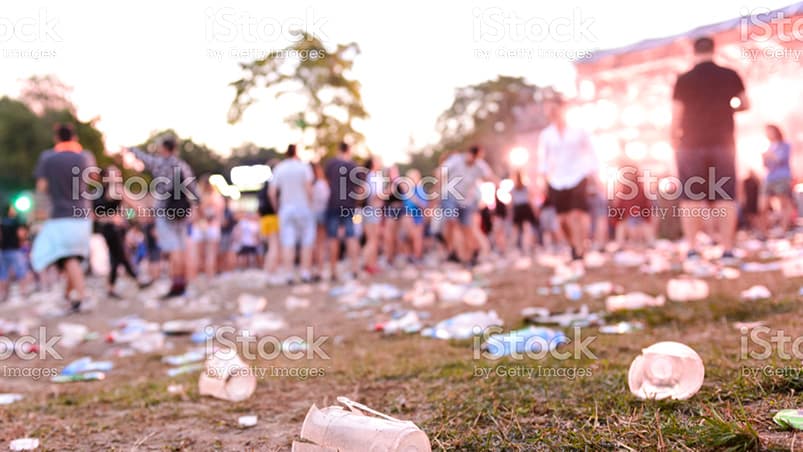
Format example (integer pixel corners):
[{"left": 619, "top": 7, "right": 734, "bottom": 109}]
[{"left": 126, "top": 136, "right": 199, "bottom": 298}]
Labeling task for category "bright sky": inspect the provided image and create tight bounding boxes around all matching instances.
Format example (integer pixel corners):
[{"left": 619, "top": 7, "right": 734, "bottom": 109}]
[{"left": 0, "top": 0, "right": 792, "bottom": 163}]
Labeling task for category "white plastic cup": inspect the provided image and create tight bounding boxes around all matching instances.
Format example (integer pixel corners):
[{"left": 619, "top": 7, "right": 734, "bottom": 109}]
[
  {"left": 198, "top": 349, "right": 256, "bottom": 402},
  {"left": 628, "top": 341, "right": 705, "bottom": 400},
  {"left": 300, "top": 397, "right": 431, "bottom": 452}
]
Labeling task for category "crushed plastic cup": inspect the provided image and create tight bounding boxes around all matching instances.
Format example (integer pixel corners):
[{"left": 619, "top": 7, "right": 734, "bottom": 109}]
[
  {"left": 628, "top": 341, "right": 705, "bottom": 400},
  {"left": 57, "top": 323, "right": 89, "bottom": 348},
  {"left": 483, "top": 326, "right": 567, "bottom": 358},
  {"left": 741, "top": 285, "right": 772, "bottom": 301},
  {"left": 421, "top": 310, "right": 502, "bottom": 340},
  {"left": 462, "top": 287, "right": 488, "bottom": 306},
  {"left": 666, "top": 278, "right": 709, "bottom": 302},
  {"left": 773, "top": 409, "right": 803, "bottom": 430},
  {"left": 605, "top": 292, "right": 665, "bottom": 312},
  {"left": 237, "top": 294, "right": 267, "bottom": 315},
  {"left": 9, "top": 438, "right": 39, "bottom": 451},
  {"left": 435, "top": 282, "right": 467, "bottom": 304},
  {"left": 299, "top": 396, "right": 431, "bottom": 452},
  {"left": 377, "top": 311, "right": 424, "bottom": 335},
  {"left": 0, "top": 393, "right": 23, "bottom": 405},
  {"left": 239, "top": 415, "right": 258, "bottom": 428},
  {"left": 198, "top": 349, "right": 256, "bottom": 402}
]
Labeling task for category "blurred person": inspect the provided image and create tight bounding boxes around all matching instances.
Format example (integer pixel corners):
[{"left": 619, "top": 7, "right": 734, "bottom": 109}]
[
  {"left": 234, "top": 211, "right": 260, "bottom": 269},
  {"left": 612, "top": 167, "right": 655, "bottom": 248},
  {"left": 93, "top": 165, "right": 145, "bottom": 298},
  {"left": 257, "top": 160, "right": 281, "bottom": 275},
  {"left": 382, "top": 165, "right": 405, "bottom": 266},
  {"left": 324, "top": 142, "right": 361, "bottom": 280},
  {"left": 536, "top": 96, "right": 598, "bottom": 270},
  {"left": 219, "top": 197, "right": 237, "bottom": 272},
  {"left": 742, "top": 171, "right": 761, "bottom": 236},
  {"left": 270, "top": 144, "right": 315, "bottom": 284},
  {"left": 310, "top": 162, "right": 330, "bottom": 280},
  {"left": 441, "top": 145, "right": 497, "bottom": 265},
  {"left": 491, "top": 189, "right": 509, "bottom": 254},
  {"left": 400, "top": 169, "right": 427, "bottom": 263},
  {"left": 762, "top": 124, "right": 795, "bottom": 233},
  {"left": 127, "top": 135, "right": 199, "bottom": 298},
  {"left": 361, "top": 156, "right": 384, "bottom": 274},
  {"left": 0, "top": 205, "right": 30, "bottom": 300},
  {"left": 510, "top": 171, "right": 538, "bottom": 254},
  {"left": 192, "top": 175, "right": 225, "bottom": 277},
  {"left": 588, "top": 182, "right": 609, "bottom": 251},
  {"left": 30, "top": 123, "right": 97, "bottom": 312},
  {"left": 670, "top": 36, "right": 749, "bottom": 262}
]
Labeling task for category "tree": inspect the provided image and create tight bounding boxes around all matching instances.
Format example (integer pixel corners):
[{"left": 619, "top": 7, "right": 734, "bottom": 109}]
[
  {"left": 19, "top": 75, "right": 76, "bottom": 116},
  {"left": 431, "top": 76, "right": 548, "bottom": 174},
  {"left": 228, "top": 32, "right": 368, "bottom": 158}
]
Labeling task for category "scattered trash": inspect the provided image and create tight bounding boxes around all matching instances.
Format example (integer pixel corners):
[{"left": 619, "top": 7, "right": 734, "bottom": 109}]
[
  {"left": 237, "top": 313, "right": 287, "bottom": 337},
  {"left": 162, "top": 318, "right": 210, "bottom": 335},
  {"left": 733, "top": 321, "right": 765, "bottom": 330},
  {"left": 366, "top": 283, "right": 403, "bottom": 301},
  {"left": 57, "top": 322, "right": 90, "bottom": 348},
  {"left": 640, "top": 254, "right": 671, "bottom": 274},
  {"left": 376, "top": 311, "right": 425, "bottom": 335},
  {"left": 237, "top": 293, "right": 267, "bottom": 315},
  {"left": 163, "top": 349, "right": 206, "bottom": 366},
  {"left": 167, "top": 363, "right": 205, "bottom": 377},
  {"left": 297, "top": 396, "right": 431, "bottom": 452},
  {"left": 599, "top": 321, "right": 644, "bottom": 334},
  {"left": 741, "top": 285, "right": 772, "bottom": 301},
  {"left": 483, "top": 326, "right": 567, "bottom": 358},
  {"left": 286, "top": 296, "right": 311, "bottom": 310},
  {"left": 584, "top": 251, "right": 606, "bottom": 268},
  {"left": 782, "top": 258, "right": 803, "bottom": 278},
  {"left": 773, "top": 409, "right": 803, "bottom": 430},
  {"left": 421, "top": 310, "right": 503, "bottom": 340},
  {"left": 666, "top": 278, "right": 709, "bottom": 302},
  {"left": 0, "top": 393, "right": 23, "bottom": 405},
  {"left": 282, "top": 338, "right": 308, "bottom": 354},
  {"left": 51, "top": 371, "right": 106, "bottom": 383},
  {"left": 628, "top": 341, "right": 705, "bottom": 400},
  {"left": 717, "top": 267, "right": 741, "bottom": 280},
  {"left": 584, "top": 281, "right": 617, "bottom": 298},
  {"left": 238, "top": 415, "right": 258, "bottom": 428},
  {"left": 524, "top": 305, "right": 603, "bottom": 327},
  {"left": 167, "top": 384, "right": 184, "bottom": 394},
  {"left": 613, "top": 250, "right": 646, "bottom": 267},
  {"left": 742, "top": 261, "right": 781, "bottom": 273},
  {"left": 605, "top": 292, "right": 665, "bottom": 312},
  {"left": 9, "top": 438, "right": 39, "bottom": 451},
  {"left": 61, "top": 357, "right": 113, "bottom": 376},
  {"left": 462, "top": 287, "right": 488, "bottom": 306},
  {"left": 564, "top": 283, "right": 583, "bottom": 301},
  {"left": 198, "top": 349, "right": 256, "bottom": 402}
]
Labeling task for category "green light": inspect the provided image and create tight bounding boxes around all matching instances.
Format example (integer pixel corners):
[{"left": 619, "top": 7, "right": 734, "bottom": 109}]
[{"left": 13, "top": 194, "right": 32, "bottom": 213}]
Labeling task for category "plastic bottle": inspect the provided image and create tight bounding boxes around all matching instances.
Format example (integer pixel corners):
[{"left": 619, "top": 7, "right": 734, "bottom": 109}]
[
  {"left": 51, "top": 371, "right": 106, "bottom": 383},
  {"left": 484, "top": 326, "right": 567, "bottom": 357},
  {"left": 61, "top": 357, "right": 114, "bottom": 376}
]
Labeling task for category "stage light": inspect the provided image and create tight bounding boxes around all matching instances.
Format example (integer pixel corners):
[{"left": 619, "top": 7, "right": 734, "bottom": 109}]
[{"left": 508, "top": 147, "right": 529, "bottom": 167}]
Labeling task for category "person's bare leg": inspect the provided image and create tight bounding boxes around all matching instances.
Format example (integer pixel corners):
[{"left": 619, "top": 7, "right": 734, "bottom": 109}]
[
  {"left": 205, "top": 240, "right": 218, "bottom": 276},
  {"left": 679, "top": 200, "right": 704, "bottom": 253},
  {"left": 780, "top": 197, "right": 794, "bottom": 231},
  {"left": 329, "top": 238, "right": 340, "bottom": 276},
  {"left": 63, "top": 258, "right": 86, "bottom": 301},
  {"left": 568, "top": 211, "right": 589, "bottom": 257},
  {"left": 346, "top": 238, "right": 360, "bottom": 275},
  {"left": 715, "top": 200, "right": 738, "bottom": 251}
]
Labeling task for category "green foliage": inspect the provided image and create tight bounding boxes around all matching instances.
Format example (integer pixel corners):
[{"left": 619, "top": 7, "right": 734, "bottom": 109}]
[{"left": 228, "top": 32, "right": 368, "bottom": 159}]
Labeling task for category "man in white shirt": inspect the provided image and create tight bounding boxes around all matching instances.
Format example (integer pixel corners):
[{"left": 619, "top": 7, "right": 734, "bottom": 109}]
[
  {"left": 441, "top": 146, "right": 497, "bottom": 264},
  {"left": 270, "top": 144, "right": 315, "bottom": 283},
  {"left": 536, "top": 97, "right": 599, "bottom": 266}
]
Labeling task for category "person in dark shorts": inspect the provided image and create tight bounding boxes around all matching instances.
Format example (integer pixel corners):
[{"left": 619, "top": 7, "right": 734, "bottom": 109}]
[
  {"left": 536, "top": 96, "right": 598, "bottom": 268},
  {"left": 324, "top": 142, "right": 361, "bottom": 279},
  {"left": 742, "top": 171, "right": 761, "bottom": 235},
  {"left": 510, "top": 171, "right": 538, "bottom": 253},
  {"left": 670, "top": 36, "right": 749, "bottom": 262}
]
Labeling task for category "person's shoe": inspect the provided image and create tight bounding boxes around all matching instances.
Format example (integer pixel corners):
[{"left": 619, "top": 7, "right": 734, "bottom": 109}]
[
  {"left": 161, "top": 285, "right": 186, "bottom": 300},
  {"left": 107, "top": 291, "right": 122, "bottom": 300},
  {"left": 68, "top": 300, "right": 82, "bottom": 314},
  {"left": 447, "top": 252, "right": 460, "bottom": 263},
  {"left": 138, "top": 280, "right": 154, "bottom": 290},
  {"left": 720, "top": 250, "right": 740, "bottom": 266},
  {"left": 686, "top": 249, "right": 701, "bottom": 260},
  {"left": 364, "top": 265, "right": 380, "bottom": 275}
]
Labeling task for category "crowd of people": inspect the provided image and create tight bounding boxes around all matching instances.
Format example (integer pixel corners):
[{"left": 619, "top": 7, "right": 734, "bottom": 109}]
[{"left": 0, "top": 36, "right": 797, "bottom": 309}]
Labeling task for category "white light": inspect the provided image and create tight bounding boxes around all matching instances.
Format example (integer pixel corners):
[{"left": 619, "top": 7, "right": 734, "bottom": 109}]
[
  {"left": 499, "top": 178, "right": 514, "bottom": 192},
  {"left": 650, "top": 142, "right": 673, "bottom": 161},
  {"left": 508, "top": 146, "right": 529, "bottom": 167},
  {"left": 730, "top": 97, "right": 741, "bottom": 109},
  {"left": 230, "top": 165, "right": 271, "bottom": 191},
  {"left": 480, "top": 182, "right": 496, "bottom": 207},
  {"left": 624, "top": 142, "right": 648, "bottom": 161}
]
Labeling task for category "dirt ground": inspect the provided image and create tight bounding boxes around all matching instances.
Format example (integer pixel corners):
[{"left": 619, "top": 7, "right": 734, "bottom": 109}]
[{"left": 2, "top": 240, "right": 803, "bottom": 451}]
